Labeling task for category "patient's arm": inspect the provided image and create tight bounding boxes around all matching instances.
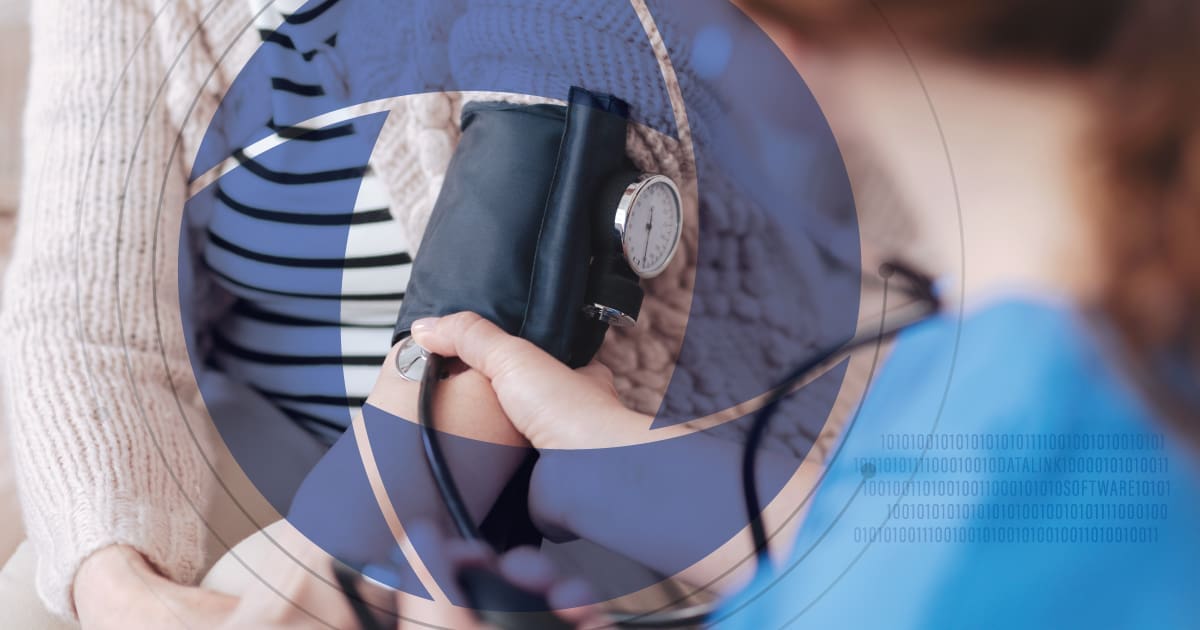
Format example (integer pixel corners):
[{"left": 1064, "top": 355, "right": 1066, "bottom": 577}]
[
  {"left": 414, "top": 313, "right": 811, "bottom": 594},
  {"left": 285, "top": 339, "right": 530, "bottom": 568}
]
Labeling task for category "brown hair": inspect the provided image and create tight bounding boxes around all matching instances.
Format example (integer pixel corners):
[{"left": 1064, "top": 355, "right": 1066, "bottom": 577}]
[{"left": 743, "top": 0, "right": 1200, "bottom": 432}]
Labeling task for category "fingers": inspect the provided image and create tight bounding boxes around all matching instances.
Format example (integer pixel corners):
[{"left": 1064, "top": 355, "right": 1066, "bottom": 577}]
[
  {"left": 412, "top": 314, "right": 585, "bottom": 412},
  {"left": 403, "top": 520, "right": 490, "bottom": 604},
  {"left": 410, "top": 313, "right": 637, "bottom": 450},
  {"left": 496, "top": 547, "right": 557, "bottom": 593},
  {"left": 397, "top": 522, "right": 604, "bottom": 628},
  {"left": 392, "top": 521, "right": 487, "bottom": 630},
  {"left": 411, "top": 313, "right": 573, "bottom": 398},
  {"left": 495, "top": 547, "right": 605, "bottom": 628}
]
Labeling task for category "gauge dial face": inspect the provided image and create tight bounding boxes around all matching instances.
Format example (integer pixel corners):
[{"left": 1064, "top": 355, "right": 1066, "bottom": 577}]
[{"left": 620, "top": 177, "right": 683, "bottom": 278}]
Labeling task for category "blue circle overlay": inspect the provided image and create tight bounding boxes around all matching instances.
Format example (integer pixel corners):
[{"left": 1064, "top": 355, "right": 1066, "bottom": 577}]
[{"left": 182, "top": 0, "right": 861, "bottom": 611}]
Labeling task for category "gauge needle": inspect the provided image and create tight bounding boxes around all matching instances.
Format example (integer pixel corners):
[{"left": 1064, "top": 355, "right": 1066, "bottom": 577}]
[{"left": 643, "top": 206, "right": 654, "bottom": 261}]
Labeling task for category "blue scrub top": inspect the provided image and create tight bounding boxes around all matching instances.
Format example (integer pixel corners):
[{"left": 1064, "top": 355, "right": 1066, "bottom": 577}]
[{"left": 718, "top": 299, "right": 1200, "bottom": 629}]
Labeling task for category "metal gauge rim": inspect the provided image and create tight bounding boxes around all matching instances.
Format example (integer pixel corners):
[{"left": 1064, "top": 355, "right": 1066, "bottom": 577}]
[{"left": 613, "top": 174, "right": 684, "bottom": 279}]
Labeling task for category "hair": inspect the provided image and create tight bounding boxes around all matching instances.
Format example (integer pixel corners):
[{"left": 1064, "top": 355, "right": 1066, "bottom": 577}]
[{"left": 742, "top": 0, "right": 1200, "bottom": 434}]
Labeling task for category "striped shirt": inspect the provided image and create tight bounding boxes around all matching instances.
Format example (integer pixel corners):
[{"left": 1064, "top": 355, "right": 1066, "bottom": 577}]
[{"left": 206, "top": 0, "right": 408, "bottom": 444}]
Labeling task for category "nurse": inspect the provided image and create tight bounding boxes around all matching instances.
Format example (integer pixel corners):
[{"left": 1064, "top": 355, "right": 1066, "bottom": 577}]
[{"left": 408, "top": 0, "right": 1200, "bottom": 626}]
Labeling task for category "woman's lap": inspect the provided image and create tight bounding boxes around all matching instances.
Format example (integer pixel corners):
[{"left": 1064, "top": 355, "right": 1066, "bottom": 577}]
[{"left": 0, "top": 375, "right": 331, "bottom": 628}]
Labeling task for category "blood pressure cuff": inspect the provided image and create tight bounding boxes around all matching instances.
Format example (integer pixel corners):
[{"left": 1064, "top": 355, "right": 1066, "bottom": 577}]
[{"left": 394, "top": 87, "right": 641, "bottom": 368}]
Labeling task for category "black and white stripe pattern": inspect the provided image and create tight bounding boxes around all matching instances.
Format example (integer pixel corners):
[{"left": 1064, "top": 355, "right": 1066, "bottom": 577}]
[{"left": 207, "top": 0, "right": 407, "bottom": 444}]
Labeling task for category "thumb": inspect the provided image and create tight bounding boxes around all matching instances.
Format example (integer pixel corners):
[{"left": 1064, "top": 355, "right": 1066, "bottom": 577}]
[{"left": 409, "top": 313, "right": 566, "bottom": 389}]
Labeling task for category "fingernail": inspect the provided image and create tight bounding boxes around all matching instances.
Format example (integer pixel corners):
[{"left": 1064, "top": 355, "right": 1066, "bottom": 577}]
[{"left": 411, "top": 318, "right": 437, "bottom": 335}]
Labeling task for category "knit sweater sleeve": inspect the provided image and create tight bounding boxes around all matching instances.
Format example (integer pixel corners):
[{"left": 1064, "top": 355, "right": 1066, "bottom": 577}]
[{"left": 1, "top": 0, "right": 219, "bottom": 617}]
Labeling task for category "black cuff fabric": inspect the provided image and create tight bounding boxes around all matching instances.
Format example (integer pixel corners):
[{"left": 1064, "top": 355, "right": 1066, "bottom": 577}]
[{"left": 393, "top": 86, "right": 640, "bottom": 368}]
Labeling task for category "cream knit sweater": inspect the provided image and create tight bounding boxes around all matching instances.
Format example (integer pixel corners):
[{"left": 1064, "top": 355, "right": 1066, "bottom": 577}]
[{"left": 3, "top": 0, "right": 858, "bottom": 618}]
